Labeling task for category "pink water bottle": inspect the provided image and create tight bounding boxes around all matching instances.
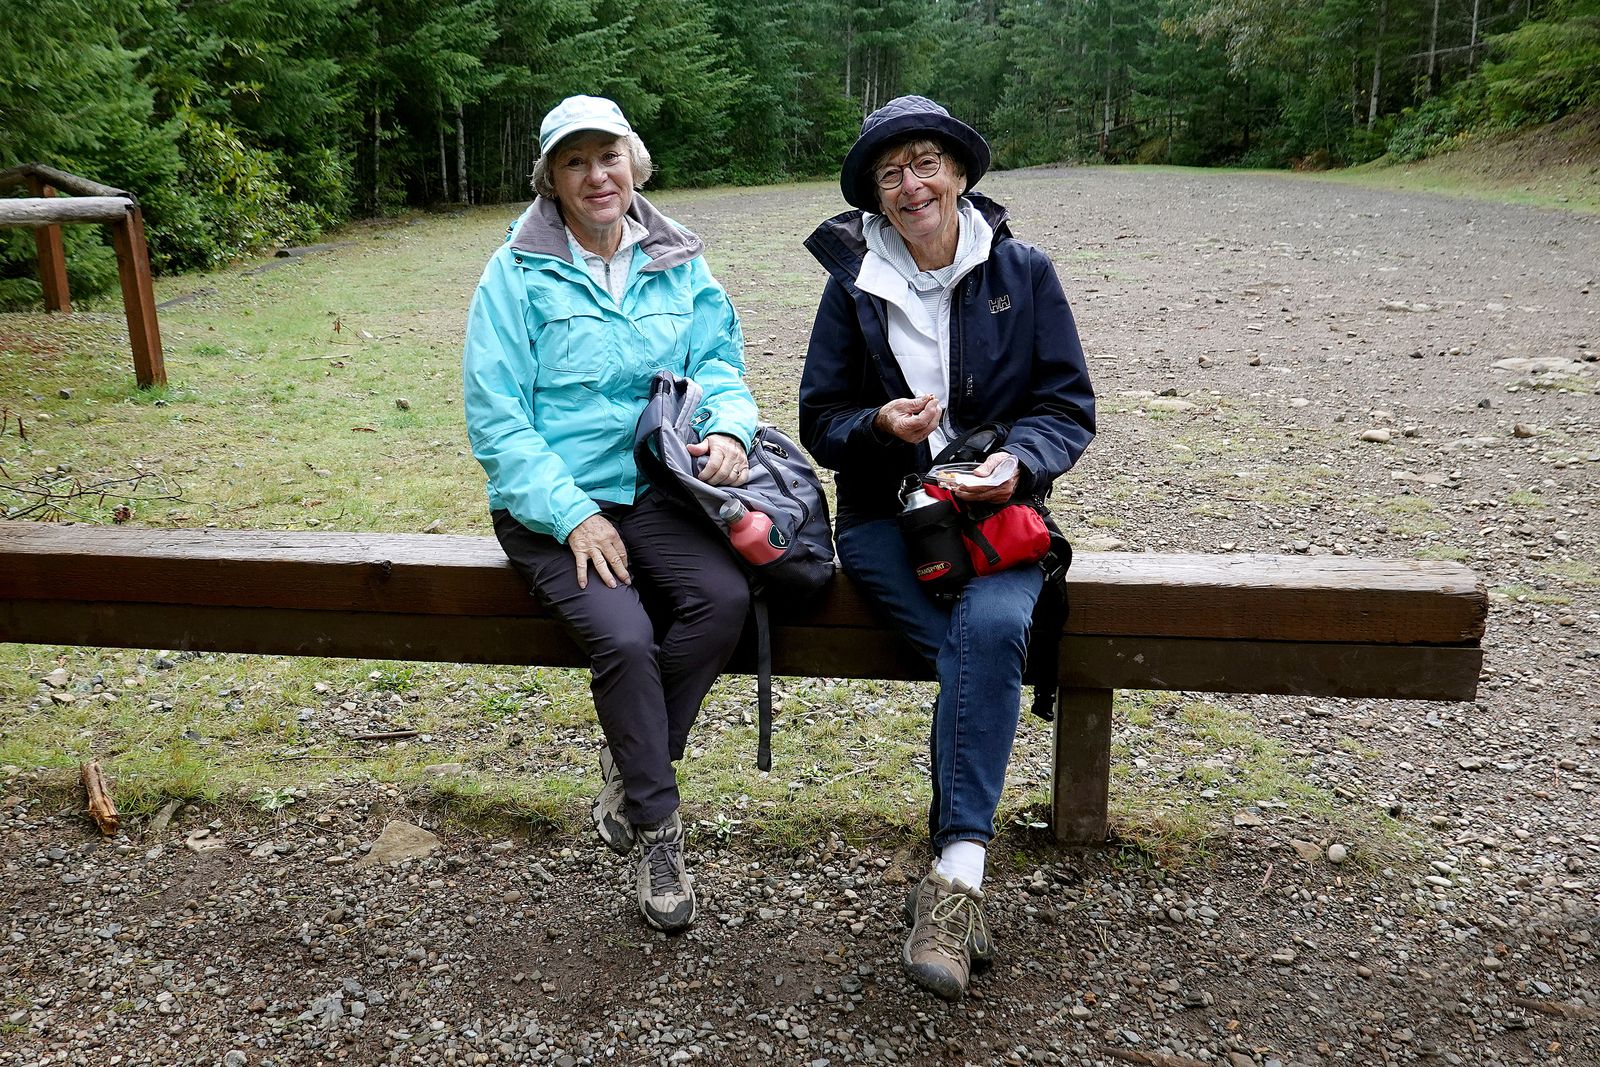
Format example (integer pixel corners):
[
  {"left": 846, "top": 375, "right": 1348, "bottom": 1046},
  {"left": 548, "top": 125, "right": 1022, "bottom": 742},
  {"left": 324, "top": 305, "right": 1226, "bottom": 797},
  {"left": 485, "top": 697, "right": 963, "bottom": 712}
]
[{"left": 720, "top": 500, "right": 785, "bottom": 564}]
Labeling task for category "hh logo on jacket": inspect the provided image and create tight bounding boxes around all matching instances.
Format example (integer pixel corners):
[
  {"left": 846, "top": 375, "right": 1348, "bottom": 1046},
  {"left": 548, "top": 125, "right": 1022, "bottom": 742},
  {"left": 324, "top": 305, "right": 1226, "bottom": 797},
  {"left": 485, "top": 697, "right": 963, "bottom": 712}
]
[{"left": 989, "top": 295, "right": 1011, "bottom": 314}]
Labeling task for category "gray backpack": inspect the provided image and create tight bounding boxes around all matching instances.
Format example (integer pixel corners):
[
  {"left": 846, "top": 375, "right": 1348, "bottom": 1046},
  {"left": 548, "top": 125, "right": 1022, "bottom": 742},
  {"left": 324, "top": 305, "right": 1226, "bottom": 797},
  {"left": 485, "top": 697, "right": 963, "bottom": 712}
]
[{"left": 634, "top": 372, "right": 836, "bottom": 768}]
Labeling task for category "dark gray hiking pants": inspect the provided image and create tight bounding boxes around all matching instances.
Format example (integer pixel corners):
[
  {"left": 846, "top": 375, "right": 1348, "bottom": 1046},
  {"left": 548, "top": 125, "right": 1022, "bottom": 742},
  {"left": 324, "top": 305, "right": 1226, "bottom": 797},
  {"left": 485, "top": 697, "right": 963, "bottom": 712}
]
[{"left": 493, "top": 492, "right": 748, "bottom": 826}]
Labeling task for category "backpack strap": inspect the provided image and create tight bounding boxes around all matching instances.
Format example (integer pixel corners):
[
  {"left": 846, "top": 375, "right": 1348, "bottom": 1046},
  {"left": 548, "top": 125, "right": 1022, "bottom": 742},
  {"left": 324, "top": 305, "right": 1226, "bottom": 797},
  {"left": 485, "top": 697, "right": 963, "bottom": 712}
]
[
  {"left": 931, "top": 421, "right": 1009, "bottom": 466},
  {"left": 961, "top": 516, "right": 1004, "bottom": 568},
  {"left": 753, "top": 593, "right": 774, "bottom": 771},
  {"left": 1025, "top": 528, "right": 1073, "bottom": 722}
]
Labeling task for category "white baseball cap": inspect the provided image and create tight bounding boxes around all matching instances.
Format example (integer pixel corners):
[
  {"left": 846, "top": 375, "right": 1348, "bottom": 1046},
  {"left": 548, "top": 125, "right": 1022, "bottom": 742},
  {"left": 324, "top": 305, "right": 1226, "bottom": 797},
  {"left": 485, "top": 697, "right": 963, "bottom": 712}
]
[{"left": 538, "top": 95, "right": 632, "bottom": 156}]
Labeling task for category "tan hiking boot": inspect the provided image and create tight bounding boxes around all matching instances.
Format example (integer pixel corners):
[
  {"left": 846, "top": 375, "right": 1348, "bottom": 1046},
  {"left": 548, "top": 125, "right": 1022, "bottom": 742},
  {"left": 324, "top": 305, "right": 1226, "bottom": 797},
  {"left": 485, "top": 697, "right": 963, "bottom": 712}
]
[
  {"left": 902, "top": 867, "right": 983, "bottom": 1000},
  {"left": 905, "top": 875, "right": 994, "bottom": 970}
]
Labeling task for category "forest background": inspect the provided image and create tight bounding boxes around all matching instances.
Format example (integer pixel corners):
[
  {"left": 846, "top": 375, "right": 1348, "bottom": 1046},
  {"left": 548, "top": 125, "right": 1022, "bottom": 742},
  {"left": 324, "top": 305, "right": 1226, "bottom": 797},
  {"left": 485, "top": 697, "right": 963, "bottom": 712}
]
[{"left": 2, "top": 0, "right": 1597, "bottom": 308}]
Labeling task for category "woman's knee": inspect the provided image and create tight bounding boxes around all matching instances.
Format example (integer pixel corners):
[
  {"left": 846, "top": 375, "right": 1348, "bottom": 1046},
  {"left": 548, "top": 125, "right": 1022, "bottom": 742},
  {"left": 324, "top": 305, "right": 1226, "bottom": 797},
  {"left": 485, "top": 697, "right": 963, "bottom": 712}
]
[
  {"left": 588, "top": 613, "right": 658, "bottom": 670},
  {"left": 689, "top": 576, "right": 750, "bottom": 645},
  {"left": 957, "top": 587, "right": 1034, "bottom": 656}
]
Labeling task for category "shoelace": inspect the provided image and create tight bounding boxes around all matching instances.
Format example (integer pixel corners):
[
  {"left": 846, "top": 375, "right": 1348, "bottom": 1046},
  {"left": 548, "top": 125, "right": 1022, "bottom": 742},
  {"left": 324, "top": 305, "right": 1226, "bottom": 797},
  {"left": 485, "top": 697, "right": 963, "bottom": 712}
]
[
  {"left": 642, "top": 838, "right": 685, "bottom": 895},
  {"left": 966, "top": 902, "right": 991, "bottom": 949},
  {"left": 922, "top": 889, "right": 976, "bottom": 953}
]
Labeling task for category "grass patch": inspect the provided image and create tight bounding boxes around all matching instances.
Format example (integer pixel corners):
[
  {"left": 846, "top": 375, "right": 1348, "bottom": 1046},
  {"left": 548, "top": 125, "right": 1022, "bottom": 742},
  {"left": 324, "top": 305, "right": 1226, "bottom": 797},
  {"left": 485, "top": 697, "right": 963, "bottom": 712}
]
[
  {"left": 1093, "top": 693, "right": 1398, "bottom": 864},
  {"left": 0, "top": 647, "right": 1409, "bottom": 864},
  {"left": 1367, "top": 494, "right": 1450, "bottom": 537},
  {"left": 1543, "top": 560, "right": 1600, "bottom": 588},
  {"left": 1285, "top": 110, "right": 1600, "bottom": 214},
  {"left": 1505, "top": 489, "right": 1546, "bottom": 508}
]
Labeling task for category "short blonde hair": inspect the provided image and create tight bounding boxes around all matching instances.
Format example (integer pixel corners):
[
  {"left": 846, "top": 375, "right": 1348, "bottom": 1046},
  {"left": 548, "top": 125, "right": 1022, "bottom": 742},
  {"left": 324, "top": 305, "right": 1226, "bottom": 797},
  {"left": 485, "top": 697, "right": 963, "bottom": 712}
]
[{"left": 531, "top": 132, "right": 654, "bottom": 199}]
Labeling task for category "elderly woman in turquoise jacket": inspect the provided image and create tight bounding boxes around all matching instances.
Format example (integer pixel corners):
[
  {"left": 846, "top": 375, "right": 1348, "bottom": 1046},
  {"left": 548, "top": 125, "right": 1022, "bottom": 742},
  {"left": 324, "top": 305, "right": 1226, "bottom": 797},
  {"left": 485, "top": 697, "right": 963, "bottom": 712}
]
[{"left": 463, "top": 95, "right": 755, "bottom": 933}]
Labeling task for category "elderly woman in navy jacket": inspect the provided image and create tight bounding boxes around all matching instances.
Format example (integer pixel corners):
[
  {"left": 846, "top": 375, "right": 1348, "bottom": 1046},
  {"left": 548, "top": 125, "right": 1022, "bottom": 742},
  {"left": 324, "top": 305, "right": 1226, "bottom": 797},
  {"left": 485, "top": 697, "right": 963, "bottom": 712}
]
[{"left": 798, "top": 96, "right": 1095, "bottom": 1000}]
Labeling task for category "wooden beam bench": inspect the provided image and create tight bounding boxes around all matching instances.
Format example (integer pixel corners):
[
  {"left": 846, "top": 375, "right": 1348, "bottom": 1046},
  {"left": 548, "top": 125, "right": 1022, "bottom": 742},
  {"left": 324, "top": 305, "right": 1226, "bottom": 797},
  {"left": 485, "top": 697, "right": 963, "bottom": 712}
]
[{"left": 0, "top": 523, "right": 1487, "bottom": 843}]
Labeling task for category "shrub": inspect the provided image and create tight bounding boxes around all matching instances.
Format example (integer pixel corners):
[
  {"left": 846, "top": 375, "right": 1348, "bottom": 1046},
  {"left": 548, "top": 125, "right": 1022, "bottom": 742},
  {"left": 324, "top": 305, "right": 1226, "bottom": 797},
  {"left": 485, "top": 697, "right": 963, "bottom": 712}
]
[
  {"left": 1481, "top": 9, "right": 1600, "bottom": 127},
  {"left": 147, "top": 108, "right": 322, "bottom": 273},
  {"left": 1386, "top": 92, "right": 1482, "bottom": 162},
  {"left": 280, "top": 146, "right": 355, "bottom": 231},
  {"left": 0, "top": 227, "right": 121, "bottom": 312},
  {"left": 1347, "top": 118, "right": 1396, "bottom": 165}
]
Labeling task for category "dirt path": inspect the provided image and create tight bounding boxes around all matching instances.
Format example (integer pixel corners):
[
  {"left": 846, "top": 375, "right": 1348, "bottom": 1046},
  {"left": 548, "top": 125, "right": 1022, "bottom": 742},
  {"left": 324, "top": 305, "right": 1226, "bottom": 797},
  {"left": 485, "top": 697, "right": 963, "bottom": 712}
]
[{"left": 3, "top": 170, "right": 1598, "bottom": 1066}]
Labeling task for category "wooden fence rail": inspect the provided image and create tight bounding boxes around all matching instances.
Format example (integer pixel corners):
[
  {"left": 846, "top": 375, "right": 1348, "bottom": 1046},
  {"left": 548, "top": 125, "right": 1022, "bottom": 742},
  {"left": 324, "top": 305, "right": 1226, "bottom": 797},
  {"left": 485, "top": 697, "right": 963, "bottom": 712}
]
[{"left": 0, "top": 163, "right": 165, "bottom": 389}]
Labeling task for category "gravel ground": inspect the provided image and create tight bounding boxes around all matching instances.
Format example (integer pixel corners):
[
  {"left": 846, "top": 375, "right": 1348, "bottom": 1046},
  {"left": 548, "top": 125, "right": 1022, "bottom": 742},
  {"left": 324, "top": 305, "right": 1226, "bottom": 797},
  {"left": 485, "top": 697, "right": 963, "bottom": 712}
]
[{"left": 3, "top": 169, "right": 1599, "bottom": 1066}]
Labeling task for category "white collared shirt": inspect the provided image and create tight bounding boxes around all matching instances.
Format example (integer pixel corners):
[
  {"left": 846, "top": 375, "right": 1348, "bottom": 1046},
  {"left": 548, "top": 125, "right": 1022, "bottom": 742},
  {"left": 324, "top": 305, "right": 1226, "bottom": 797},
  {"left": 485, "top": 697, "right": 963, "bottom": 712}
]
[
  {"left": 855, "top": 202, "right": 993, "bottom": 454},
  {"left": 566, "top": 214, "right": 648, "bottom": 305}
]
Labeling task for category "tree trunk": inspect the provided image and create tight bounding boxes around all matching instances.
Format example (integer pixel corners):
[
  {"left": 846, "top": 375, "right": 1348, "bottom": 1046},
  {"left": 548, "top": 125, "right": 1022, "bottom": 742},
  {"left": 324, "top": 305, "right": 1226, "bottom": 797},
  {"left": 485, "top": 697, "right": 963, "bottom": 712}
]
[
  {"left": 438, "top": 95, "right": 449, "bottom": 203},
  {"left": 1426, "top": 0, "right": 1441, "bottom": 96},
  {"left": 456, "top": 101, "right": 469, "bottom": 205},
  {"left": 1368, "top": 0, "right": 1388, "bottom": 129},
  {"left": 372, "top": 104, "right": 381, "bottom": 213},
  {"left": 1469, "top": 0, "right": 1482, "bottom": 65},
  {"left": 1352, "top": 56, "right": 1361, "bottom": 127},
  {"left": 501, "top": 109, "right": 512, "bottom": 202},
  {"left": 843, "top": 23, "right": 853, "bottom": 104},
  {"left": 1100, "top": 1, "right": 1115, "bottom": 160},
  {"left": 1242, "top": 76, "right": 1252, "bottom": 153}
]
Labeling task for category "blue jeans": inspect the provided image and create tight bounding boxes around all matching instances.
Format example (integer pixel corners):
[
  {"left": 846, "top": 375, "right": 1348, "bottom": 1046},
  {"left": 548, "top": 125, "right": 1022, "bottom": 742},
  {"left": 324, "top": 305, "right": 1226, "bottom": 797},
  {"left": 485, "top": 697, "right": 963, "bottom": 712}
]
[{"left": 837, "top": 518, "right": 1043, "bottom": 849}]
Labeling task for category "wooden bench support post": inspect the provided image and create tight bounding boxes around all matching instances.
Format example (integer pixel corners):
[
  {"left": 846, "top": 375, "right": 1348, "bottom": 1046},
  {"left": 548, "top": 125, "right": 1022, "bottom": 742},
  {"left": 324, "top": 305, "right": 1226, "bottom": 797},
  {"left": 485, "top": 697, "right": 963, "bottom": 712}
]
[
  {"left": 109, "top": 205, "right": 165, "bottom": 389},
  {"left": 26, "top": 177, "right": 71, "bottom": 313},
  {"left": 1051, "top": 686, "right": 1113, "bottom": 845}
]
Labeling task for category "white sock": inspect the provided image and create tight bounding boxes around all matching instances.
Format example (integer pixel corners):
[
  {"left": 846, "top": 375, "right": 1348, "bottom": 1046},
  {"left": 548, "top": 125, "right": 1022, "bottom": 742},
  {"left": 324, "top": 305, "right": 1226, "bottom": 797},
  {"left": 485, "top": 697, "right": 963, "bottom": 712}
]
[{"left": 935, "top": 840, "right": 986, "bottom": 890}]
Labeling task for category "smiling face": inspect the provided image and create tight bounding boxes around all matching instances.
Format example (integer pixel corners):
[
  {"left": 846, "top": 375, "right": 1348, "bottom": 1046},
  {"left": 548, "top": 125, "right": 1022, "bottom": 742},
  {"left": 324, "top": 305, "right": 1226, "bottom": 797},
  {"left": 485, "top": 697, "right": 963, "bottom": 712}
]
[
  {"left": 873, "top": 138, "right": 966, "bottom": 270},
  {"left": 550, "top": 132, "right": 636, "bottom": 255}
]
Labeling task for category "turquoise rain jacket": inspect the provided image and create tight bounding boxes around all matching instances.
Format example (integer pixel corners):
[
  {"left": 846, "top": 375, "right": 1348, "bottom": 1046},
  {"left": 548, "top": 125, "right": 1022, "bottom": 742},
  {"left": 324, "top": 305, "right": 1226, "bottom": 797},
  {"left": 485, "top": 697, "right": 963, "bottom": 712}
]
[{"left": 463, "top": 193, "right": 757, "bottom": 542}]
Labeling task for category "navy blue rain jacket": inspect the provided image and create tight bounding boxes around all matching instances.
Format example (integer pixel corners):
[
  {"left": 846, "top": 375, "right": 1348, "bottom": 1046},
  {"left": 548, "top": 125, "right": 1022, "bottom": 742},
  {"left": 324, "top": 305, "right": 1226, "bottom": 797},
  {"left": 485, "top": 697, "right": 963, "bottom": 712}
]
[{"left": 798, "top": 193, "right": 1096, "bottom": 526}]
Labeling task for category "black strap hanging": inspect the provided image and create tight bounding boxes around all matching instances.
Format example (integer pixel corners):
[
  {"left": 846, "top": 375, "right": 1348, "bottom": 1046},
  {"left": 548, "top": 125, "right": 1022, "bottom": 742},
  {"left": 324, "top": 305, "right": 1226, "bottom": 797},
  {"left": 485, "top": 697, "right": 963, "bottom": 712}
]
[{"left": 753, "top": 595, "right": 774, "bottom": 771}]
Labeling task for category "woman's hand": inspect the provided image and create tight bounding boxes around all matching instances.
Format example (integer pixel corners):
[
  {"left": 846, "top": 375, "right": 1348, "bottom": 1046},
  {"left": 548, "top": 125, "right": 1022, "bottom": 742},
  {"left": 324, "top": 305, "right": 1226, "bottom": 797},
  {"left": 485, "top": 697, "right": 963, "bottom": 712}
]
[
  {"left": 874, "top": 394, "right": 942, "bottom": 444},
  {"left": 688, "top": 433, "right": 750, "bottom": 486},
  {"left": 568, "top": 513, "right": 630, "bottom": 590},
  {"left": 950, "top": 450, "right": 1022, "bottom": 504}
]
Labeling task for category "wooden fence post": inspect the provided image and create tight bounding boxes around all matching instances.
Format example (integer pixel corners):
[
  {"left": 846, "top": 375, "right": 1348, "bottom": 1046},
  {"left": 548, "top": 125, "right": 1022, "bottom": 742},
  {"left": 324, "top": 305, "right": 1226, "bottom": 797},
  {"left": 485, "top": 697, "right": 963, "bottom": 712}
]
[
  {"left": 1051, "top": 686, "right": 1113, "bottom": 845},
  {"left": 25, "top": 176, "right": 71, "bottom": 313},
  {"left": 108, "top": 205, "right": 165, "bottom": 389}
]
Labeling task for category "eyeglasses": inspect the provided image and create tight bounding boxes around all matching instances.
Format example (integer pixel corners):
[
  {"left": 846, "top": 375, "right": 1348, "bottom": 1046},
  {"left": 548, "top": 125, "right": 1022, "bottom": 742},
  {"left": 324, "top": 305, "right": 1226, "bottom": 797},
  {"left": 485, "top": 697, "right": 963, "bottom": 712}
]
[{"left": 875, "top": 152, "right": 944, "bottom": 190}]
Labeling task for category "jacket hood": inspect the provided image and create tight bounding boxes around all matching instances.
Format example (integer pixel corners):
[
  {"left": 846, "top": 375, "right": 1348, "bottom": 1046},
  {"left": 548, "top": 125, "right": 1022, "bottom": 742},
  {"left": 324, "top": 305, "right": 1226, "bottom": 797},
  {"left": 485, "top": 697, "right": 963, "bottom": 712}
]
[
  {"left": 804, "top": 191, "right": 1012, "bottom": 288},
  {"left": 509, "top": 191, "right": 703, "bottom": 272}
]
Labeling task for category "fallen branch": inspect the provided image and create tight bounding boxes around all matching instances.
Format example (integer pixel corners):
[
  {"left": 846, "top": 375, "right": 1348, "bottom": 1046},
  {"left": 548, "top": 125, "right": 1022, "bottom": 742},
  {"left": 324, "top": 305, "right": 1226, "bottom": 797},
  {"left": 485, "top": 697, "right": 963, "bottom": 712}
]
[
  {"left": 80, "top": 760, "right": 120, "bottom": 835},
  {"left": 1513, "top": 996, "right": 1598, "bottom": 1019},
  {"left": 1, "top": 468, "right": 192, "bottom": 523},
  {"left": 349, "top": 729, "right": 420, "bottom": 742},
  {"left": 266, "top": 752, "right": 382, "bottom": 764}
]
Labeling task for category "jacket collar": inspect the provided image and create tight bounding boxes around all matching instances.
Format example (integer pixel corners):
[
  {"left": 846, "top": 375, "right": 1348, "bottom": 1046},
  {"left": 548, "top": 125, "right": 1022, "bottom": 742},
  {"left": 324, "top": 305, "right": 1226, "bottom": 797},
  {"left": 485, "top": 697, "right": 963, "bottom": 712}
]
[
  {"left": 509, "top": 192, "right": 702, "bottom": 272},
  {"left": 805, "top": 191, "right": 1012, "bottom": 288}
]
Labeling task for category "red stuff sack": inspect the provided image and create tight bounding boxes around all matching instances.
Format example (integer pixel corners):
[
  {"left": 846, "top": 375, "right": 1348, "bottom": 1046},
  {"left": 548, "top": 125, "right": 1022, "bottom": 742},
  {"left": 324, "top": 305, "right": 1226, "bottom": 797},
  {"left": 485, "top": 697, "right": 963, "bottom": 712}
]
[{"left": 921, "top": 482, "right": 1052, "bottom": 578}]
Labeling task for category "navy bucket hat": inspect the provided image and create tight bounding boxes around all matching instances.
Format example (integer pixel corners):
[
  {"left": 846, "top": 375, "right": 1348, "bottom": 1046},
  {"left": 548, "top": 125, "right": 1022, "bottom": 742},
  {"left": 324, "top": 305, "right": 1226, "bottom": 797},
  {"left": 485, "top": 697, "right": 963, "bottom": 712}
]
[{"left": 840, "top": 95, "right": 991, "bottom": 213}]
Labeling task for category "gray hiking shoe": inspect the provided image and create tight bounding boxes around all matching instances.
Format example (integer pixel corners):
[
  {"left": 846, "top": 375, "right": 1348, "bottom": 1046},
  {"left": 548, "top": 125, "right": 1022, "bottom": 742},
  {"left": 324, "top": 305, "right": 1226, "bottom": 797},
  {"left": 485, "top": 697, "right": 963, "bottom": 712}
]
[
  {"left": 592, "top": 746, "right": 634, "bottom": 856},
  {"left": 902, "top": 867, "right": 983, "bottom": 1000},
  {"left": 635, "top": 812, "right": 696, "bottom": 932},
  {"left": 905, "top": 873, "right": 994, "bottom": 971}
]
